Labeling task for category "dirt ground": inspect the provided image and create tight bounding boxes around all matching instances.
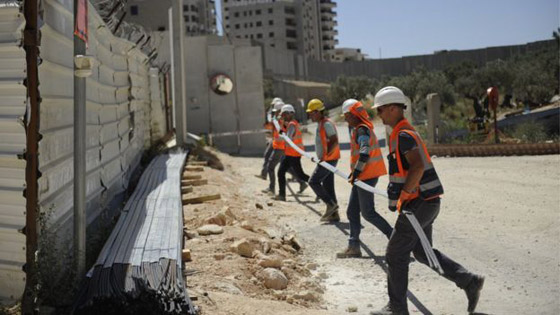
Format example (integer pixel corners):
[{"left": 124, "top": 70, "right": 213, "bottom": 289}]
[{"left": 183, "top": 145, "right": 560, "bottom": 315}]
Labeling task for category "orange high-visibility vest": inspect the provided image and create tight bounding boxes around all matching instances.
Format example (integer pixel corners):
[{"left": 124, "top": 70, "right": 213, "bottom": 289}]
[
  {"left": 272, "top": 119, "right": 285, "bottom": 150},
  {"left": 264, "top": 122, "right": 274, "bottom": 131},
  {"left": 285, "top": 120, "right": 304, "bottom": 157},
  {"left": 387, "top": 119, "right": 443, "bottom": 210},
  {"left": 318, "top": 118, "right": 340, "bottom": 161},
  {"left": 350, "top": 123, "right": 387, "bottom": 180}
]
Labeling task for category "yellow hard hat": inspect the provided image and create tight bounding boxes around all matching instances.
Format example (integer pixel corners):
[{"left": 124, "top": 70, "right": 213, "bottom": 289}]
[{"left": 306, "top": 98, "right": 325, "bottom": 113}]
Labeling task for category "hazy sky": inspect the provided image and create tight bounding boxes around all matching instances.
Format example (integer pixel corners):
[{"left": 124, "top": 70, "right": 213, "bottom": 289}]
[{"left": 215, "top": 0, "right": 559, "bottom": 59}]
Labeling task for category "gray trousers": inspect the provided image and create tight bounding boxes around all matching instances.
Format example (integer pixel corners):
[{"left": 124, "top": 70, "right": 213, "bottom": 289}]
[
  {"left": 260, "top": 140, "right": 273, "bottom": 178},
  {"left": 386, "top": 198, "right": 474, "bottom": 311},
  {"left": 266, "top": 149, "right": 284, "bottom": 192},
  {"left": 347, "top": 177, "right": 393, "bottom": 247}
]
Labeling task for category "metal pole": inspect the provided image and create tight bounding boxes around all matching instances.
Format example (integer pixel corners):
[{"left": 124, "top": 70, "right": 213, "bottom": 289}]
[
  {"left": 73, "top": 0, "right": 87, "bottom": 279},
  {"left": 171, "top": 0, "right": 187, "bottom": 145}
]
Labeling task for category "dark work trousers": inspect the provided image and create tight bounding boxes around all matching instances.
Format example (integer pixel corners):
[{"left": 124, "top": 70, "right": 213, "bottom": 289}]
[
  {"left": 266, "top": 149, "right": 304, "bottom": 193},
  {"left": 309, "top": 160, "right": 338, "bottom": 205},
  {"left": 347, "top": 177, "right": 393, "bottom": 248},
  {"left": 278, "top": 155, "right": 310, "bottom": 197},
  {"left": 260, "top": 140, "right": 273, "bottom": 178},
  {"left": 386, "top": 198, "right": 475, "bottom": 311}
]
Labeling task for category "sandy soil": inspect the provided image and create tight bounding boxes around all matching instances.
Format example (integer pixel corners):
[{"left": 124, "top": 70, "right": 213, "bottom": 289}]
[{"left": 184, "top": 144, "right": 560, "bottom": 314}]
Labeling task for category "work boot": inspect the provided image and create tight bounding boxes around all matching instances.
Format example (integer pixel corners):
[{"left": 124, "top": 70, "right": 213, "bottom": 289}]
[
  {"left": 274, "top": 195, "right": 286, "bottom": 201},
  {"left": 464, "top": 274, "right": 485, "bottom": 313},
  {"left": 298, "top": 182, "right": 308, "bottom": 194},
  {"left": 326, "top": 211, "right": 340, "bottom": 222},
  {"left": 336, "top": 246, "right": 362, "bottom": 258},
  {"left": 320, "top": 202, "right": 339, "bottom": 221},
  {"left": 370, "top": 303, "right": 409, "bottom": 315},
  {"left": 261, "top": 188, "right": 274, "bottom": 196},
  {"left": 254, "top": 174, "right": 266, "bottom": 180}
]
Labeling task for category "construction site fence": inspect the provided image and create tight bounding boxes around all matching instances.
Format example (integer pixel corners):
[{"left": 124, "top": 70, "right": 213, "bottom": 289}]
[{"left": 0, "top": 0, "right": 169, "bottom": 303}]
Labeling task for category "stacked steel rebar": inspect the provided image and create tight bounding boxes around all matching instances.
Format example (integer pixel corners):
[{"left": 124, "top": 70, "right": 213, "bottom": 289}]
[{"left": 74, "top": 152, "right": 197, "bottom": 314}]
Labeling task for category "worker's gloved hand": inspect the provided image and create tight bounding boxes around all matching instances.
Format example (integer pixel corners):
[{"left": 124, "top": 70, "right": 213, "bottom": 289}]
[{"left": 397, "top": 189, "right": 419, "bottom": 213}]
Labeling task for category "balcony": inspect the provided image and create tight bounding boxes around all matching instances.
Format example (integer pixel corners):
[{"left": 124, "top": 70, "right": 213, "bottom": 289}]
[
  {"left": 321, "top": 19, "right": 337, "bottom": 28},
  {"left": 320, "top": 0, "right": 336, "bottom": 9}
]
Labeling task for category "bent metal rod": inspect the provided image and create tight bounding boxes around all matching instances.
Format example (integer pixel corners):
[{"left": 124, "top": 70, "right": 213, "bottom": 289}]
[{"left": 272, "top": 119, "right": 443, "bottom": 274}]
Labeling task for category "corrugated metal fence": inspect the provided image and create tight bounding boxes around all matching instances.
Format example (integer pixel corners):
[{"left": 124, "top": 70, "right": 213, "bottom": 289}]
[
  {"left": 0, "top": 2, "right": 27, "bottom": 302},
  {"left": 0, "top": 0, "right": 168, "bottom": 303}
]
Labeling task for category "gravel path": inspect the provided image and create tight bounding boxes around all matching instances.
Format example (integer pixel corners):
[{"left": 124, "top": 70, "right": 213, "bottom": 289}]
[{"left": 229, "top": 142, "right": 560, "bottom": 314}]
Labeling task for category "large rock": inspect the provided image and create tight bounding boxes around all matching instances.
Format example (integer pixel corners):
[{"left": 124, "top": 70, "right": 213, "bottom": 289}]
[
  {"left": 197, "top": 224, "right": 224, "bottom": 235},
  {"left": 240, "top": 220, "right": 254, "bottom": 231},
  {"left": 230, "top": 238, "right": 255, "bottom": 258},
  {"left": 205, "top": 212, "right": 227, "bottom": 226},
  {"left": 257, "top": 255, "right": 283, "bottom": 268},
  {"left": 292, "top": 291, "right": 317, "bottom": 302},
  {"left": 221, "top": 206, "right": 237, "bottom": 220},
  {"left": 259, "top": 268, "right": 288, "bottom": 290}
]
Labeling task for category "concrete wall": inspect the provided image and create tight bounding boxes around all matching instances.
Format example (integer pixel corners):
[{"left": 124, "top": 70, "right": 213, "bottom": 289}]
[
  {"left": 184, "top": 36, "right": 266, "bottom": 155},
  {"left": 261, "top": 39, "right": 557, "bottom": 82}
]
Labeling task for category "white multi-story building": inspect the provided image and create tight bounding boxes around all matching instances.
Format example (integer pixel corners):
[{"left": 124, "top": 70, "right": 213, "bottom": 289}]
[{"left": 221, "top": 0, "right": 338, "bottom": 61}]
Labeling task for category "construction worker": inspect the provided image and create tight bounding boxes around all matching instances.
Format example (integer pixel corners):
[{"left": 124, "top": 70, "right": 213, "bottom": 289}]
[
  {"left": 336, "top": 99, "right": 393, "bottom": 258},
  {"left": 262, "top": 102, "right": 307, "bottom": 196},
  {"left": 306, "top": 99, "right": 340, "bottom": 222},
  {"left": 275, "top": 104, "right": 310, "bottom": 201},
  {"left": 256, "top": 98, "right": 283, "bottom": 180},
  {"left": 371, "top": 86, "right": 484, "bottom": 315}
]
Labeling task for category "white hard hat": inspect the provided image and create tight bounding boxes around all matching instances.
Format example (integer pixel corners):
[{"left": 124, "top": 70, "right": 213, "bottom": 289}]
[
  {"left": 342, "top": 98, "right": 359, "bottom": 114},
  {"left": 271, "top": 97, "right": 283, "bottom": 105},
  {"left": 280, "top": 104, "right": 295, "bottom": 114},
  {"left": 273, "top": 101, "right": 285, "bottom": 112},
  {"left": 373, "top": 86, "right": 407, "bottom": 109}
]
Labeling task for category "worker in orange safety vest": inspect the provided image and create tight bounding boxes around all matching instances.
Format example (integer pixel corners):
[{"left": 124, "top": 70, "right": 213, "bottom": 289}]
[
  {"left": 370, "top": 86, "right": 484, "bottom": 315},
  {"left": 257, "top": 98, "right": 283, "bottom": 180},
  {"left": 306, "top": 98, "right": 341, "bottom": 222},
  {"left": 274, "top": 104, "right": 310, "bottom": 201},
  {"left": 336, "top": 99, "right": 393, "bottom": 259}
]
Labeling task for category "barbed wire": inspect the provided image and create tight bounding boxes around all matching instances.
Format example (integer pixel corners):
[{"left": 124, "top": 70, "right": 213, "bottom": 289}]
[{"left": 90, "top": 0, "right": 160, "bottom": 62}]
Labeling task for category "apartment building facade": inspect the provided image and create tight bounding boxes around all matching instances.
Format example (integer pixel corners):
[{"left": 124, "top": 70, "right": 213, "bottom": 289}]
[
  {"left": 221, "top": 0, "right": 338, "bottom": 61},
  {"left": 126, "top": 0, "right": 217, "bottom": 35}
]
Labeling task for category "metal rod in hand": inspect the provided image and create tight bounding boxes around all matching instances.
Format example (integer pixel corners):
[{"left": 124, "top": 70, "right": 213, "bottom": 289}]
[{"left": 272, "top": 118, "right": 443, "bottom": 274}]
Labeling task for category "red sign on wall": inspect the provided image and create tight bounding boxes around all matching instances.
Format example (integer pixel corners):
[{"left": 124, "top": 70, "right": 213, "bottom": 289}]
[{"left": 74, "top": 0, "right": 88, "bottom": 43}]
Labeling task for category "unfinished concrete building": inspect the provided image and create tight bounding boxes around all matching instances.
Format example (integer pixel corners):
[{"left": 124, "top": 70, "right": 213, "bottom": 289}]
[
  {"left": 125, "top": 0, "right": 217, "bottom": 35},
  {"left": 221, "top": 0, "right": 338, "bottom": 61}
]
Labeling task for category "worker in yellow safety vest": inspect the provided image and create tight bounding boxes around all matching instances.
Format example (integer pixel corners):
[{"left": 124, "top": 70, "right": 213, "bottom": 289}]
[
  {"left": 306, "top": 99, "right": 341, "bottom": 222},
  {"left": 274, "top": 104, "right": 310, "bottom": 201},
  {"left": 336, "top": 99, "right": 393, "bottom": 259},
  {"left": 370, "top": 86, "right": 484, "bottom": 315}
]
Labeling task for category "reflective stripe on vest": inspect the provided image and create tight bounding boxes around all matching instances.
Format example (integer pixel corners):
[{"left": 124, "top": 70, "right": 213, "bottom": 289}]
[
  {"left": 350, "top": 124, "right": 387, "bottom": 180},
  {"left": 387, "top": 119, "right": 443, "bottom": 208},
  {"left": 272, "top": 119, "right": 285, "bottom": 150},
  {"left": 285, "top": 120, "right": 304, "bottom": 157},
  {"left": 319, "top": 118, "right": 340, "bottom": 161}
]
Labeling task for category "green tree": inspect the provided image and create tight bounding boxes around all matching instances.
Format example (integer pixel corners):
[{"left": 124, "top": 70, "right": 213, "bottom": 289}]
[{"left": 329, "top": 75, "right": 378, "bottom": 106}]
